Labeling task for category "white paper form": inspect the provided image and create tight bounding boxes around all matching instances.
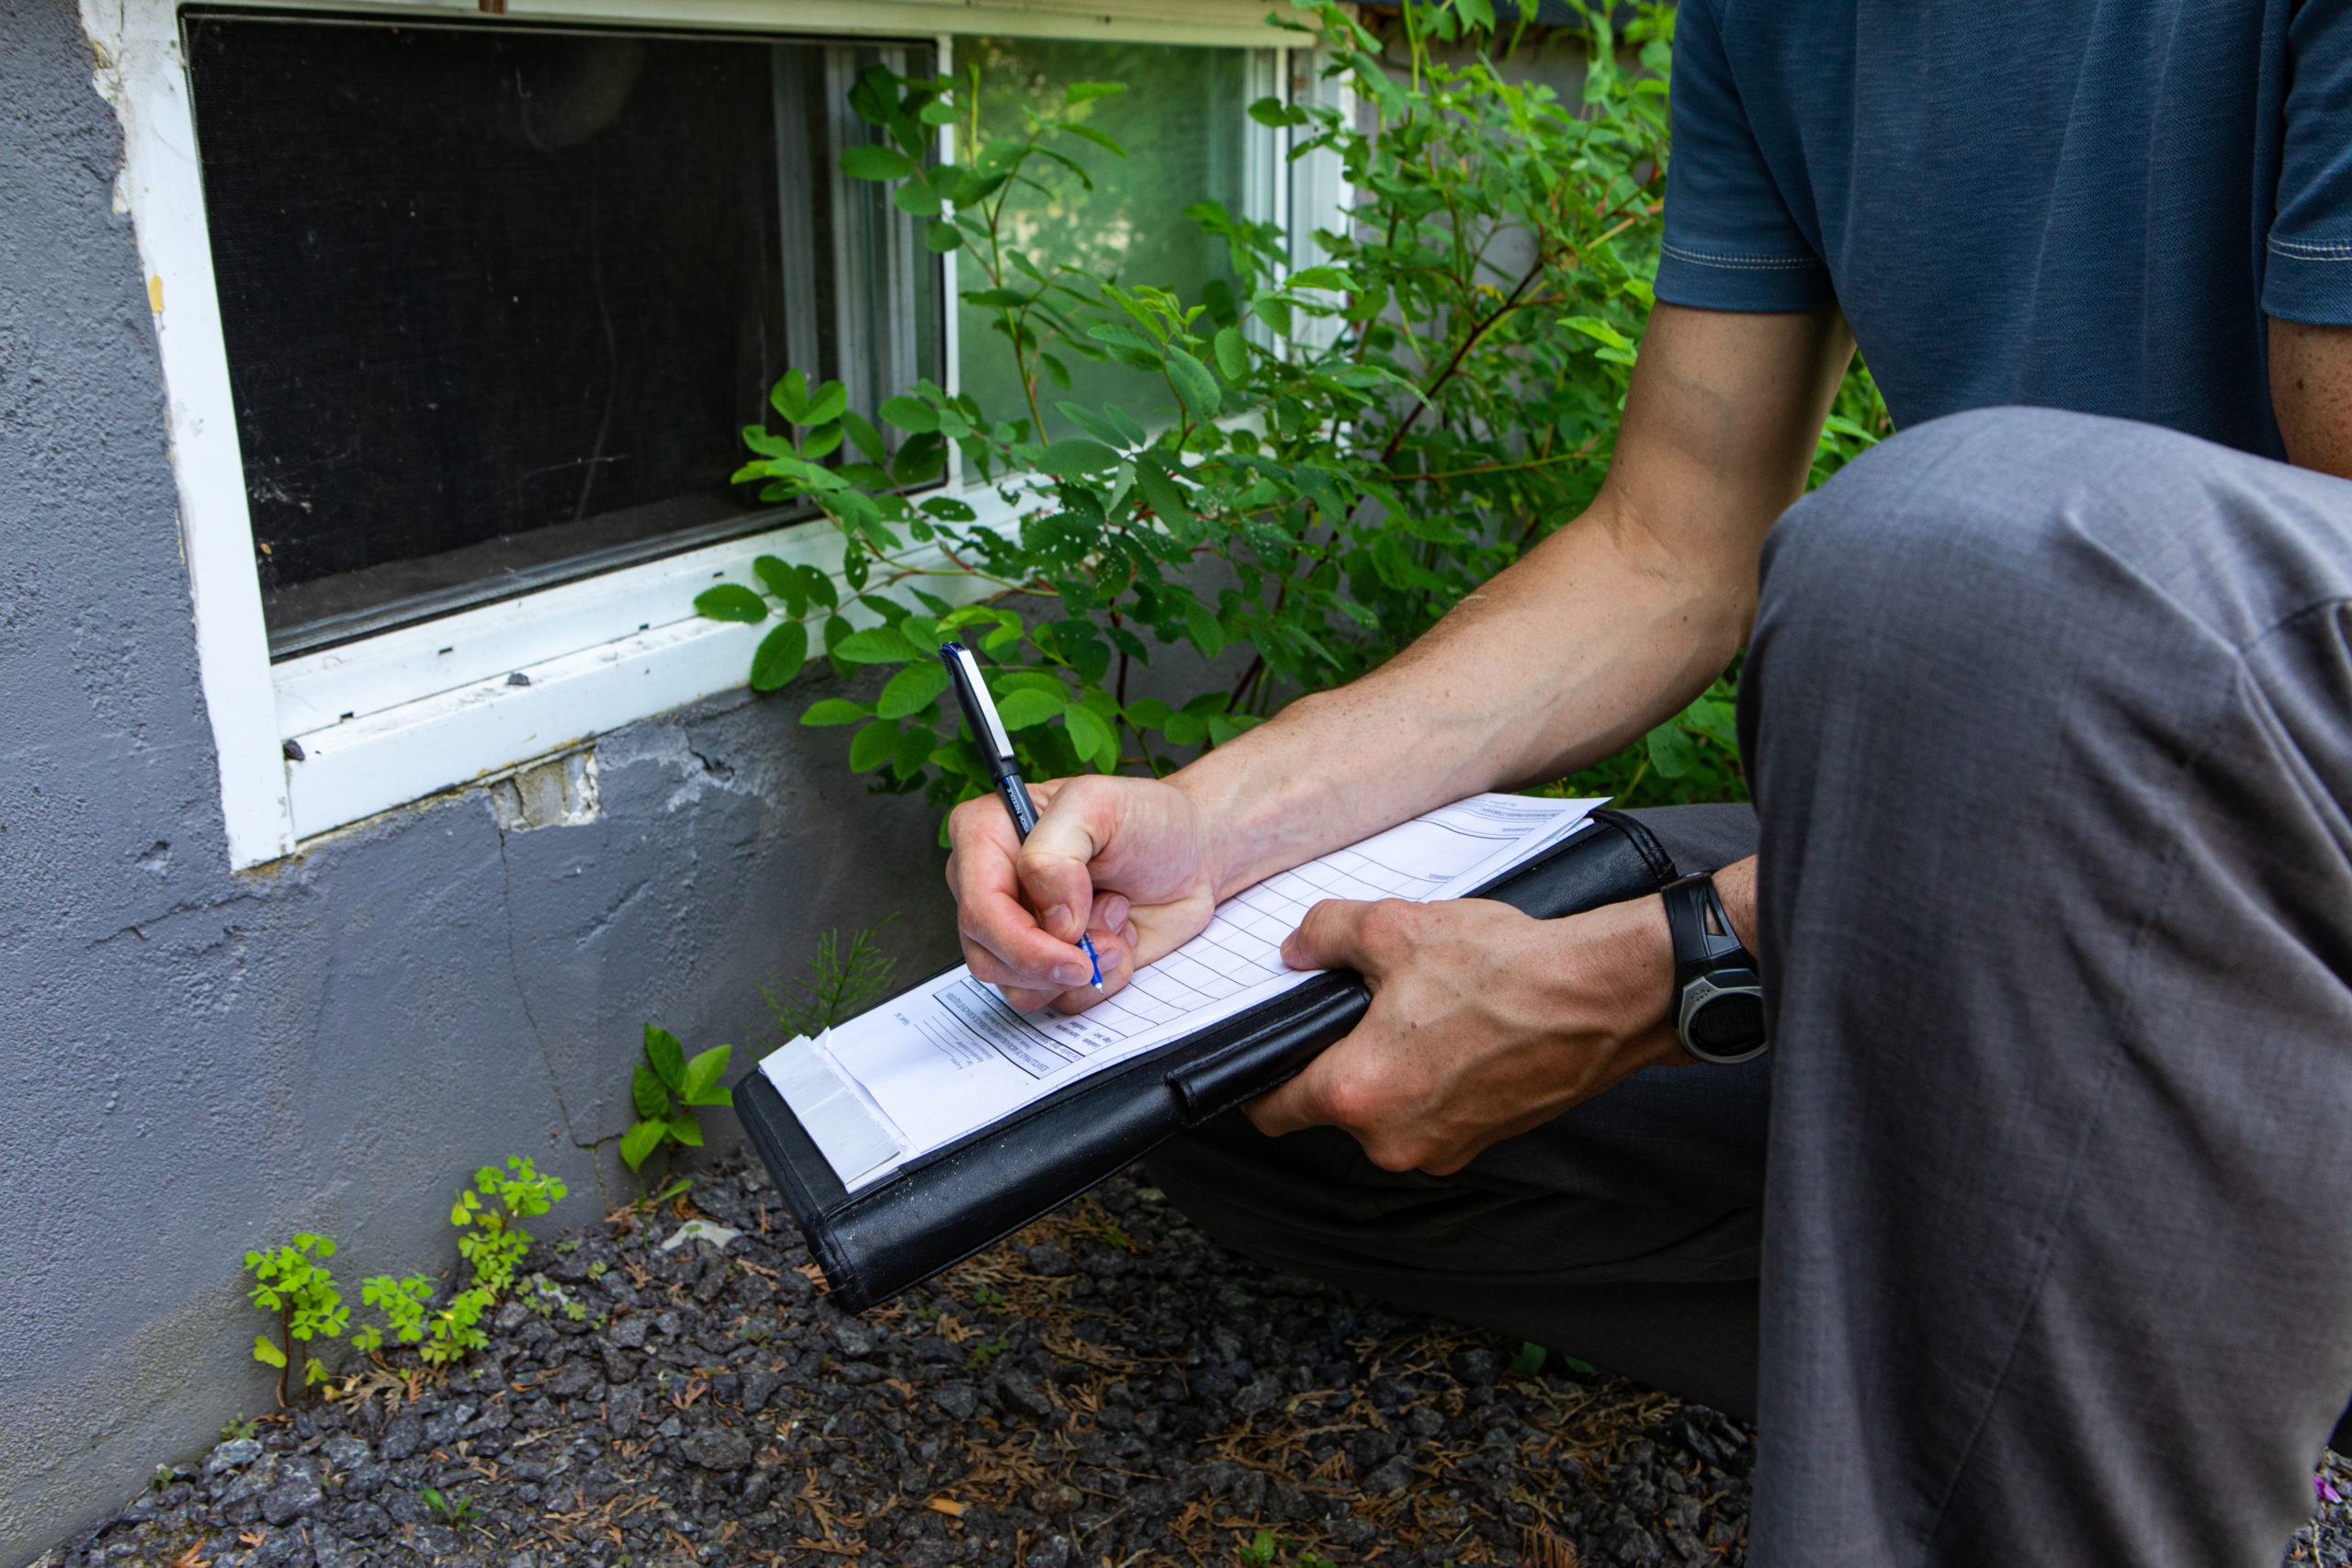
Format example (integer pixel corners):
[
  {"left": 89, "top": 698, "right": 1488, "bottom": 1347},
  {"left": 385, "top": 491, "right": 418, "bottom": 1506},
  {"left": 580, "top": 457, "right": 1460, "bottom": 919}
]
[{"left": 760, "top": 793, "right": 1606, "bottom": 1190}]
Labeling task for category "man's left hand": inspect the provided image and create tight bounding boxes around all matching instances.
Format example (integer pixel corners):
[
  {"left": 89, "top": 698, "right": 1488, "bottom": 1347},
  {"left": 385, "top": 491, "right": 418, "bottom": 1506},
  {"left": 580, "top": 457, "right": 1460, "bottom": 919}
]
[{"left": 1245, "top": 892, "right": 1695, "bottom": 1175}]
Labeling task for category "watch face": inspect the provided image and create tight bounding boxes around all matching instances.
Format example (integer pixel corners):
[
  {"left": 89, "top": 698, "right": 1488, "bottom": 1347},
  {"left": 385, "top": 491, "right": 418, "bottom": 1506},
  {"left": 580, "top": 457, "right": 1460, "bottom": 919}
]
[{"left": 1688, "top": 990, "right": 1767, "bottom": 1057}]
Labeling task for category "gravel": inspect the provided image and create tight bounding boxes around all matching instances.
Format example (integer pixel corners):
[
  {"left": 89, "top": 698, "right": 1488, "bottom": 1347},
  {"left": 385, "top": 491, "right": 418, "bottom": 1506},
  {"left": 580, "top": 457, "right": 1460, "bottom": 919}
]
[{"left": 33, "top": 1157, "right": 2352, "bottom": 1568}]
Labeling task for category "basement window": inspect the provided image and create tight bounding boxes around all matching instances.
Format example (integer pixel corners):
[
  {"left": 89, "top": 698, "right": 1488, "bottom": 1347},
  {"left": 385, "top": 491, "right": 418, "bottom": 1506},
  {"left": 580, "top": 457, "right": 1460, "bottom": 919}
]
[{"left": 182, "top": 10, "right": 944, "bottom": 658}]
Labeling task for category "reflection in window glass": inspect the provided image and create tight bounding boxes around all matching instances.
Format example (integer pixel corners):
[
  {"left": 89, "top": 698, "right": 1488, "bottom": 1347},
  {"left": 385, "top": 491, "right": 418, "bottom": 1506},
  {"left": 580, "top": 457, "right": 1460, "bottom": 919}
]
[
  {"left": 954, "top": 39, "right": 1269, "bottom": 439},
  {"left": 184, "top": 13, "right": 939, "bottom": 656}
]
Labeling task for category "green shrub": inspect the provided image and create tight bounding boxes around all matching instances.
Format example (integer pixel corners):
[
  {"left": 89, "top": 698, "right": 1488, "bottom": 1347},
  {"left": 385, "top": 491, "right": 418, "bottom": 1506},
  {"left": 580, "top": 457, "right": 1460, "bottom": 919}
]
[{"left": 702, "top": 0, "right": 1883, "bottom": 815}]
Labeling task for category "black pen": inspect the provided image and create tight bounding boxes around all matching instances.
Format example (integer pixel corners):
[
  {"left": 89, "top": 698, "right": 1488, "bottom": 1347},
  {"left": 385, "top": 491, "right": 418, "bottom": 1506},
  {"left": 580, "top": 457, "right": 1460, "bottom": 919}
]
[{"left": 940, "top": 641, "right": 1104, "bottom": 989}]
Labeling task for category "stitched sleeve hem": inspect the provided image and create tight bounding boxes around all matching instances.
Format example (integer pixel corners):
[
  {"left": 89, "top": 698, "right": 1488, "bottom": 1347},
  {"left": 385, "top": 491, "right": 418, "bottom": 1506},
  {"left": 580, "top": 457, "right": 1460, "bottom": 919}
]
[
  {"left": 2263, "top": 236, "right": 2352, "bottom": 326},
  {"left": 1656, "top": 244, "right": 1838, "bottom": 313}
]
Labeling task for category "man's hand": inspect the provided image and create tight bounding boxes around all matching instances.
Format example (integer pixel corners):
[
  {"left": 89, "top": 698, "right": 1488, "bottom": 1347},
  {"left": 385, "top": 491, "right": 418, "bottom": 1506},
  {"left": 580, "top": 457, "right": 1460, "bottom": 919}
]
[
  {"left": 944, "top": 773, "right": 1222, "bottom": 1014},
  {"left": 1246, "top": 893, "right": 1692, "bottom": 1175}
]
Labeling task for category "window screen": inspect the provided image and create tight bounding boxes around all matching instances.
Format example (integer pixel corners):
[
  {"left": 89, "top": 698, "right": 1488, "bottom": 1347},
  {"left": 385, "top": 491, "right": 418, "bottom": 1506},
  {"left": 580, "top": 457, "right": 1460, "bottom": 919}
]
[
  {"left": 955, "top": 39, "right": 1270, "bottom": 440},
  {"left": 183, "top": 12, "right": 941, "bottom": 657}
]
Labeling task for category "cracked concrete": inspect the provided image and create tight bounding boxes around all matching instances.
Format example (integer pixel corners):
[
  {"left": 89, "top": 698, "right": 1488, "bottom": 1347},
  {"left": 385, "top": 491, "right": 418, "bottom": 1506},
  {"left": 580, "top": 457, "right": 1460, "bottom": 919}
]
[{"left": 0, "top": 5, "right": 957, "bottom": 1562}]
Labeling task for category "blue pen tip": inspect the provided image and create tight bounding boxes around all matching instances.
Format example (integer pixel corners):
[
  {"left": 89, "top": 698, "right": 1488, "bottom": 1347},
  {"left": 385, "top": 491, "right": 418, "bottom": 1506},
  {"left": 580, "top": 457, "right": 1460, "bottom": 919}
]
[{"left": 1081, "top": 934, "right": 1104, "bottom": 989}]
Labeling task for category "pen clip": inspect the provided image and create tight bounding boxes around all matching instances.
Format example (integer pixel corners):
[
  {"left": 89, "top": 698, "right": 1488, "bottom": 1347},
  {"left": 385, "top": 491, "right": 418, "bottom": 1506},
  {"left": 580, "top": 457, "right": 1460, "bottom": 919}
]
[{"left": 941, "top": 641, "right": 1016, "bottom": 766}]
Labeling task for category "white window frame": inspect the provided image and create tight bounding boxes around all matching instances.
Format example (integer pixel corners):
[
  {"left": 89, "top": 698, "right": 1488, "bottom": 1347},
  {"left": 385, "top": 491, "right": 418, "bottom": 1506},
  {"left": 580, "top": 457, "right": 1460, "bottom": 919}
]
[{"left": 84, "top": 0, "right": 1348, "bottom": 868}]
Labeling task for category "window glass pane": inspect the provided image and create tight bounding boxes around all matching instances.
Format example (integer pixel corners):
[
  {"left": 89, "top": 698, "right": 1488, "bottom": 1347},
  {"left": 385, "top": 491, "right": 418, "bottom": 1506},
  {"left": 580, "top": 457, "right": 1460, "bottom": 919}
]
[
  {"left": 954, "top": 39, "right": 1260, "bottom": 439},
  {"left": 183, "top": 14, "right": 938, "bottom": 657}
]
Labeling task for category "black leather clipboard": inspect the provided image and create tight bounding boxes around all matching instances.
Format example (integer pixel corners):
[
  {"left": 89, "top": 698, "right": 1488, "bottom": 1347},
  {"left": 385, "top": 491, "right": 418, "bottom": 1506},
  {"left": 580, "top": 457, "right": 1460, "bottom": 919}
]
[{"left": 733, "top": 807, "right": 1679, "bottom": 1312}]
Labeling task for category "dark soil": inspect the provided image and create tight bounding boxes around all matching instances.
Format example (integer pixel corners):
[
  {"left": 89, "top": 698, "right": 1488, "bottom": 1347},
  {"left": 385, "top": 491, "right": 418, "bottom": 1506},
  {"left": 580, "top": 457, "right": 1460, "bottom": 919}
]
[{"left": 35, "top": 1157, "right": 2351, "bottom": 1568}]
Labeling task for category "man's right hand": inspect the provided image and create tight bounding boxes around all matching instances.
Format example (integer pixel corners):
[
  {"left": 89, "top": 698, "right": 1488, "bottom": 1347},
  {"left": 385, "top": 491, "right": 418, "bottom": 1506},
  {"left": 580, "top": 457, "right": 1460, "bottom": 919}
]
[{"left": 944, "top": 773, "right": 1224, "bottom": 1014}]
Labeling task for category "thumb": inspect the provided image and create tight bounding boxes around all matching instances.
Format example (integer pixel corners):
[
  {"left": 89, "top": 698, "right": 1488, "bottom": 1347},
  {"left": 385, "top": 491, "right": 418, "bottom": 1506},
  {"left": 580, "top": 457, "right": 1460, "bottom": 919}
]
[
  {"left": 1280, "top": 898, "right": 1392, "bottom": 977},
  {"left": 1015, "top": 783, "right": 1114, "bottom": 946}
]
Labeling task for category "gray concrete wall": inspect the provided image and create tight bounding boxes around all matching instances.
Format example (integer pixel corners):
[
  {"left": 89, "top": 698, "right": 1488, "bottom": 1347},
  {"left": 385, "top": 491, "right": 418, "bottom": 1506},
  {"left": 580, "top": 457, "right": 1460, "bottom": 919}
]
[{"left": 0, "top": 4, "right": 959, "bottom": 1561}]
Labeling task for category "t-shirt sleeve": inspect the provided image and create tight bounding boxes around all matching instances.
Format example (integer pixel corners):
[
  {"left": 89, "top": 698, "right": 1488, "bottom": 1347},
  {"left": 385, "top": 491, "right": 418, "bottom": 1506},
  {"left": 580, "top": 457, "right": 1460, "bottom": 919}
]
[
  {"left": 1655, "top": 0, "right": 1838, "bottom": 312},
  {"left": 2266, "top": 0, "right": 2352, "bottom": 324}
]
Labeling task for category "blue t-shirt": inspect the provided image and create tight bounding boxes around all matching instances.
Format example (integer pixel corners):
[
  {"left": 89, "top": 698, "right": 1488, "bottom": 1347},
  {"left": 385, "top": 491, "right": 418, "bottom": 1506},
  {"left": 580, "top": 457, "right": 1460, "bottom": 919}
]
[{"left": 1656, "top": 0, "right": 2352, "bottom": 458}]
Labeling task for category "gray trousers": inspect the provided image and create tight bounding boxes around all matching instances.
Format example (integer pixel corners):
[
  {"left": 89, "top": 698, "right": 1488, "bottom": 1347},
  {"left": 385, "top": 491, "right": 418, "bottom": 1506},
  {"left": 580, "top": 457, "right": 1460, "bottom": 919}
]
[{"left": 1145, "top": 408, "right": 2352, "bottom": 1565}]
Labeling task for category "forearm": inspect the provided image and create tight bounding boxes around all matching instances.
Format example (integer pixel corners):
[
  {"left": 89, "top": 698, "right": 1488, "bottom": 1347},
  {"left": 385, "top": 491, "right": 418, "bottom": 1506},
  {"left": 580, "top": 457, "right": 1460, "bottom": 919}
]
[{"left": 1170, "top": 489, "right": 1747, "bottom": 898}]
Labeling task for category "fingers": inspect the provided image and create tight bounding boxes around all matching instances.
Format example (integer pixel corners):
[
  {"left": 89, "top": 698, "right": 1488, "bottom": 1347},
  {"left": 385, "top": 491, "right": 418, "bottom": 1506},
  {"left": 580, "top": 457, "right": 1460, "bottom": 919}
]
[
  {"left": 1280, "top": 897, "right": 1415, "bottom": 978},
  {"left": 964, "top": 908, "right": 1139, "bottom": 1014},
  {"left": 945, "top": 793, "right": 1094, "bottom": 990},
  {"left": 1243, "top": 1035, "right": 1431, "bottom": 1171}
]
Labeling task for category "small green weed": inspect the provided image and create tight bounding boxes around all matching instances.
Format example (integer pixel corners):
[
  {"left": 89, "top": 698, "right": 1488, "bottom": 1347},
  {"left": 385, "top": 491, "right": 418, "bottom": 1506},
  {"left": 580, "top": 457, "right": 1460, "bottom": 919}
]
[
  {"left": 452, "top": 1156, "right": 567, "bottom": 1298},
  {"left": 219, "top": 1414, "right": 257, "bottom": 1443},
  {"left": 421, "top": 1487, "right": 478, "bottom": 1529},
  {"left": 349, "top": 1274, "right": 433, "bottom": 1354},
  {"left": 620, "top": 1024, "right": 732, "bottom": 1181},
  {"left": 966, "top": 1335, "right": 1011, "bottom": 1371},
  {"left": 243, "top": 1234, "right": 348, "bottom": 1405},
  {"left": 762, "top": 919, "right": 899, "bottom": 1039},
  {"left": 421, "top": 1286, "right": 493, "bottom": 1367}
]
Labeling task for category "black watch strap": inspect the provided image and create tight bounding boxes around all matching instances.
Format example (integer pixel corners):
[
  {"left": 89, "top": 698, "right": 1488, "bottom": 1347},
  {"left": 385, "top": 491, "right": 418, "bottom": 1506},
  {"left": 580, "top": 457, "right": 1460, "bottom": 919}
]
[{"left": 1660, "top": 872, "right": 1770, "bottom": 1065}]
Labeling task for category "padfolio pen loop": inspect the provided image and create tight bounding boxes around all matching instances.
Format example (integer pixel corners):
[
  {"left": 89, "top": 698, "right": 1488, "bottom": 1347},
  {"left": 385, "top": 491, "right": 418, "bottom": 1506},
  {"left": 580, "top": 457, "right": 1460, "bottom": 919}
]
[{"left": 736, "top": 807, "right": 1679, "bottom": 1312}]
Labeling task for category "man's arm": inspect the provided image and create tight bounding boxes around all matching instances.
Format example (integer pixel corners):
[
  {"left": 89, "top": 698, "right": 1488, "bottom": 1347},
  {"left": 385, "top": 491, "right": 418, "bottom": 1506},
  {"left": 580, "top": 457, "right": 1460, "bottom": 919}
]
[
  {"left": 2270, "top": 317, "right": 2352, "bottom": 479},
  {"left": 949, "top": 301, "right": 1849, "bottom": 1017}
]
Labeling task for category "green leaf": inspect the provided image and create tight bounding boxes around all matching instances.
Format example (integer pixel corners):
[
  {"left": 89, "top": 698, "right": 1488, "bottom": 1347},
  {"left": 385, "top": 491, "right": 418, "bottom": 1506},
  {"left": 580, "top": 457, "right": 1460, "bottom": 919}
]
[
  {"left": 848, "top": 720, "right": 899, "bottom": 773},
  {"left": 1163, "top": 345, "right": 1221, "bottom": 418},
  {"left": 1060, "top": 123, "right": 1127, "bottom": 160},
  {"left": 833, "top": 626, "right": 922, "bottom": 663},
  {"left": 1212, "top": 326, "right": 1249, "bottom": 382},
  {"left": 1056, "top": 402, "right": 1136, "bottom": 450},
  {"left": 876, "top": 660, "right": 949, "bottom": 718},
  {"left": 769, "top": 368, "right": 810, "bottom": 423},
  {"left": 752, "top": 554, "right": 799, "bottom": 609},
  {"left": 1136, "top": 455, "right": 1198, "bottom": 538},
  {"left": 1124, "top": 697, "right": 1171, "bottom": 728},
  {"left": 802, "top": 381, "right": 849, "bottom": 427},
  {"left": 252, "top": 1335, "right": 287, "bottom": 1370},
  {"left": 645, "top": 1024, "right": 685, "bottom": 1090},
  {"left": 1683, "top": 696, "right": 1739, "bottom": 749},
  {"left": 678, "top": 1044, "right": 732, "bottom": 1106},
  {"left": 695, "top": 584, "right": 768, "bottom": 624},
  {"left": 1163, "top": 710, "right": 1207, "bottom": 747},
  {"left": 877, "top": 396, "right": 940, "bottom": 434},
  {"left": 1035, "top": 439, "right": 1122, "bottom": 477},
  {"left": 750, "top": 621, "right": 808, "bottom": 693},
  {"left": 666, "top": 1114, "right": 706, "bottom": 1148},
  {"left": 841, "top": 143, "right": 917, "bottom": 181},
  {"left": 1257, "top": 296, "right": 1294, "bottom": 337},
  {"left": 1508, "top": 1341, "right": 1548, "bottom": 1377},
  {"left": 632, "top": 1061, "right": 670, "bottom": 1121},
  {"left": 1061, "top": 704, "right": 1117, "bottom": 771},
  {"left": 840, "top": 409, "right": 888, "bottom": 465},
  {"left": 800, "top": 698, "right": 874, "bottom": 727},
  {"left": 890, "top": 181, "right": 944, "bottom": 217},
  {"left": 1065, "top": 81, "right": 1128, "bottom": 104},
  {"left": 1646, "top": 720, "right": 1699, "bottom": 779},
  {"left": 619, "top": 1119, "right": 667, "bottom": 1172},
  {"left": 1287, "top": 265, "right": 1351, "bottom": 291},
  {"left": 924, "top": 220, "right": 965, "bottom": 254},
  {"left": 992, "top": 686, "right": 1065, "bottom": 730}
]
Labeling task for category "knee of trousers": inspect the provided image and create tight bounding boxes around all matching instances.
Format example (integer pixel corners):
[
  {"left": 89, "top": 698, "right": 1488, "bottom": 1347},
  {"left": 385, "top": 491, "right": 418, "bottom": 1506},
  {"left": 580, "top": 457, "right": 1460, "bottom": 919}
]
[{"left": 1740, "top": 407, "right": 2318, "bottom": 764}]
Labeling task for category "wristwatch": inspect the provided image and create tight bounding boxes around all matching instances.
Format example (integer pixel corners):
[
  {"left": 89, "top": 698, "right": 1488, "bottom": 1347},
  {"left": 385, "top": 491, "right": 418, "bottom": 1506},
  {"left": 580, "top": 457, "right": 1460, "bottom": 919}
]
[{"left": 1660, "top": 872, "right": 1770, "bottom": 1064}]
